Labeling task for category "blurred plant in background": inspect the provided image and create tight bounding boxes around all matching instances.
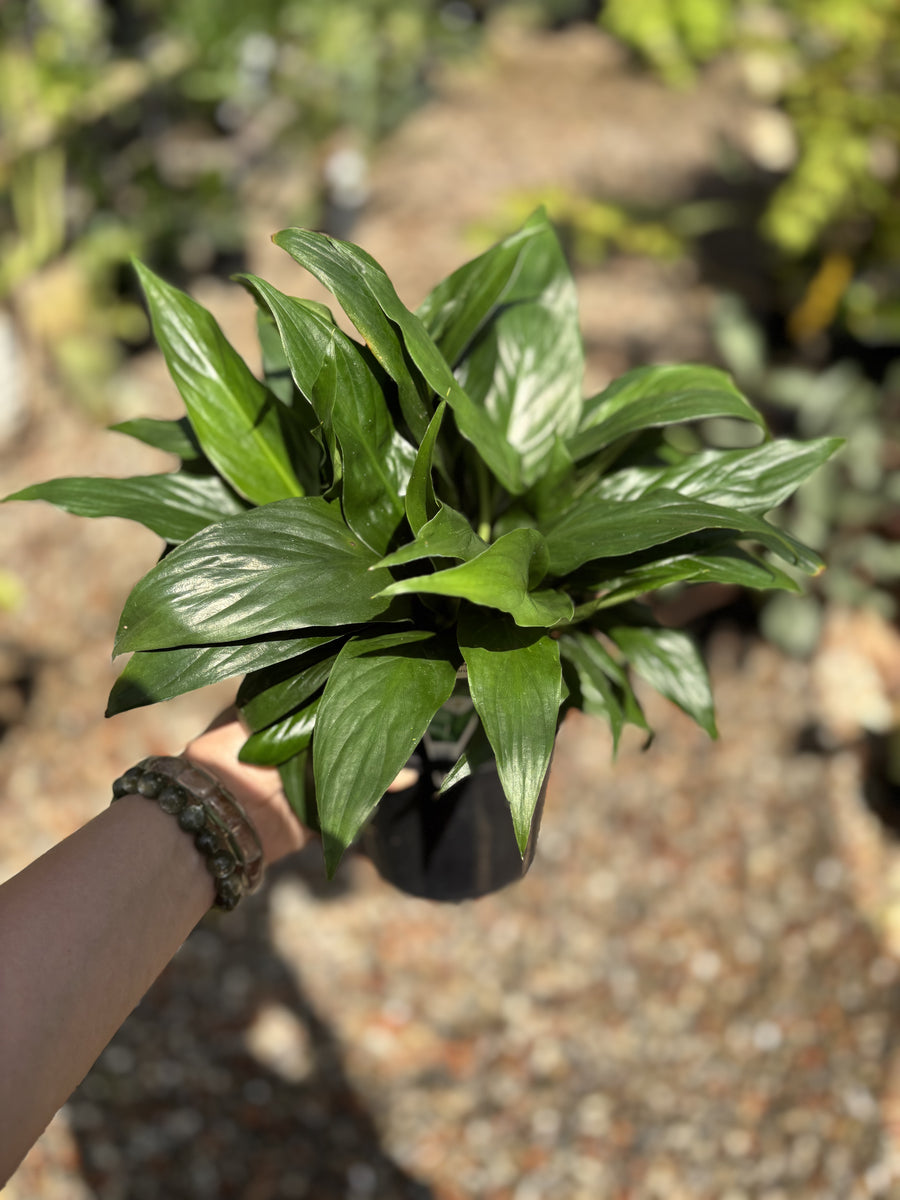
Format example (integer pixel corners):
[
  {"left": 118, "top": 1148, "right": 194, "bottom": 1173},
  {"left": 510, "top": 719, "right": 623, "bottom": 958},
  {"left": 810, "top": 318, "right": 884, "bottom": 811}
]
[
  {"left": 600, "top": 0, "right": 900, "bottom": 345},
  {"left": 471, "top": 184, "right": 737, "bottom": 265},
  {"left": 0, "top": 0, "right": 490, "bottom": 408},
  {"left": 713, "top": 295, "right": 900, "bottom": 653}
]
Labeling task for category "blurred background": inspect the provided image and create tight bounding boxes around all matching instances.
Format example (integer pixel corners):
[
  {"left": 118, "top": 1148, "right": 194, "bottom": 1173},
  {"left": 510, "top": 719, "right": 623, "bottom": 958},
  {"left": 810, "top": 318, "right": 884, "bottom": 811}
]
[{"left": 2, "top": 1, "right": 900, "bottom": 1196}]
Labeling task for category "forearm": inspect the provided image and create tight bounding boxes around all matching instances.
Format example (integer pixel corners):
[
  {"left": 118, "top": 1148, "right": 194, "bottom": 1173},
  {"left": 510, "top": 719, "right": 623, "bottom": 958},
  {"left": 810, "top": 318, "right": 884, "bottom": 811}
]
[{"left": 0, "top": 795, "right": 214, "bottom": 1184}]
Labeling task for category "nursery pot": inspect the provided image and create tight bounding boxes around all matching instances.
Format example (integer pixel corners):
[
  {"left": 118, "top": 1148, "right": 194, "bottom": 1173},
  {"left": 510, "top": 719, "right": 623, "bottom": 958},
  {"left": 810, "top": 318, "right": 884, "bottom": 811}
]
[{"left": 361, "top": 678, "right": 548, "bottom": 902}]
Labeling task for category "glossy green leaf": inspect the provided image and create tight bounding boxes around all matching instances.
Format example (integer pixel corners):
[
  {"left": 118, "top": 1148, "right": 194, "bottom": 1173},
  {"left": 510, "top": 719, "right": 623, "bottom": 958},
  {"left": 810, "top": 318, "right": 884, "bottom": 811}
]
[
  {"left": 237, "top": 644, "right": 340, "bottom": 731},
  {"left": 436, "top": 720, "right": 494, "bottom": 795},
  {"left": 558, "top": 630, "right": 625, "bottom": 749},
  {"left": 239, "top": 275, "right": 414, "bottom": 553},
  {"left": 135, "top": 261, "right": 303, "bottom": 504},
  {"left": 453, "top": 211, "right": 584, "bottom": 485},
  {"left": 272, "top": 229, "right": 432, "bottom": 442},
  {"left": 608, "top": 623, "right": 717, "bottom": 737},
  {"left": 378, "top": 528, "right": 574, "bottom": 627},
  {"left": 543, "top": 489, "right": 823, "bottom": 576},
  {"left": 560, "top": 631, "right": 649, "bottom": 740},
  {"left": 417, "top": 224, "right": 526, "bottom": 367},
  {"left": 274, "top": 227, "right": 525, "bottom": 493},
  {"left": 458, "top": 608, "right": 562, "bottom": 853},
  {"left": 313, "top": 630, "right": 459, "bottom": 875},
  {"left": 279, "top": 750, "right": 317, "bottom": 830},
  {"left": 405, "top": 400, "right": 445, "bottom": 534},
  {"left": 105, "top": 635, "right": 322, "bottom": 716},
  {"left": 525, "top": 435, "right": 577, "bottom": 523},
  {"left": 376, "top": 503, "right": 488, "bottom": 569},
  {"left": 255, "top": 306, "right": 324, "bottom": 494},
  {"left": 114, "top": 497, "right": 396, "bottom": 654},
  {"left": 237, "top": 281, "right": 342, "bottom": 490},
  {"left": 5, "top": 474, "right": 246, "bottom": 543},
  {"left": 592, "top": 437, "right": 843, "bottom": 513},
  {"left": 256, "top": 306, "right": 296, "bottom": 406},
  {"left": 239, "top": 697, "right": 320, "bottom": 766},
  {"left": 578, "top": 545, "right": 800, "bottom": 613},
  {"left": 109, "top": 416, "right": 202, "bottom": 460},
  {"left": 571, "top": 365, "right": 767, "bottom": 462}
]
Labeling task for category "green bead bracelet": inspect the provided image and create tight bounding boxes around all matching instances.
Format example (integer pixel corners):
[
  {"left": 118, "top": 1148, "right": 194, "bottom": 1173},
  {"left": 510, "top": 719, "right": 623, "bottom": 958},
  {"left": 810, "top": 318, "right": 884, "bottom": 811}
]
[{"left": 111, "top": 755, "right": 264, "bottom": 911}]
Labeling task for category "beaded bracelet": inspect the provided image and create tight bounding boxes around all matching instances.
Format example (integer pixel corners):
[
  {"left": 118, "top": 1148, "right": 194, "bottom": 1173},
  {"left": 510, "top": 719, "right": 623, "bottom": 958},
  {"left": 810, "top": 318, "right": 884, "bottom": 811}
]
[{"left": 111, "top": 756, "right": 264, "bottom": 911}]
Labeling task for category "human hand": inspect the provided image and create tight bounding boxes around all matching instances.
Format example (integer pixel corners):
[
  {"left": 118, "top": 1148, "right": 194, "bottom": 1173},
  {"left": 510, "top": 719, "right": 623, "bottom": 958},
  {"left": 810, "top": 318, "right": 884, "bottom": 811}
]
[
  {"left": 182, "top": 709, "right": 422, "bottom": 868},
  {"left": 182, "top": 709, "right": 310, "bottom": 866}
]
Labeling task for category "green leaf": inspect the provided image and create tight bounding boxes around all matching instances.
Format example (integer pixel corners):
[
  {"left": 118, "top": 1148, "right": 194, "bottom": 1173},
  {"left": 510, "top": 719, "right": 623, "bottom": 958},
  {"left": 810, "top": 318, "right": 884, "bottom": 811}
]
[
  {"left": 542, "top": 490, "right": 823, "bottom": 577},
  {"left": 452, "top": 211, "right": 584, "bottom": 485},
  {"left": 255, "top": 306, "right": 324, "bottom": 495},
  {"left": 114, "top": 497, "right": 397, "bottom": 654},
  {"left": 237, "top": 643, "right": 340, "bottom": 731},
  {"left": 417, "top": 222, "right": 526, "bottom": 366},
  {"left": 436, "top": 720, "right": 494, "bottom": 795},
  {"left": 5, "top": 474, "right": 246, "bottom": 543},
  {"left": 607, "top": 623, "right": 717, "bottom": 737},
  {"left": 239, "top": 697, "right": 320, "bottom": 766},
  {"left": 135, "top": 261, "right": 303, "bottom": 505},
  {"left": 313, "top": 630, "right": 459, "bottom": 875},
  {"left": 558, "top": 631, "right": 625, "bottom": 749},
  {"left": 109, "top": 416, "right": 202, "bottom": 461},
  {"left": 579, "top": 544, "right": 801, "bottom": 612},
  {"left": 563, "top": 632, "right": 650, "bottom": 740},
  {"left": 279, "top": 750, "right": 318, "bottom": 830},
  {"left": 239, "top": 276, "right": 414, "bottom": 553},
  {"left": 592, "top": 437, "right": 844, "bottom": 513},
  {"left": 271, "top": 229, "right": 432, "bottom": 442},
  {"left": 458, "top": 609, "right": 562, "bottom": 853},
  {"left": 376, "top": 503, "right": 488, "bottom": 569},
  {"left": 274, "top": 227, "right": 525, "bottom": 493},
  {"left": 256, "top": 306, "right": 297, "bottom": 406},
  {"left": 377, "top": 527, "right": 575, "bottom": 627},
  {"left": 106, "top": 635, "right": 324, "bottom": 716},
  {"left": 525, "top": 435, "right": 577, "bottom": 524},
  {"left": 571, "top": 365, "right": 767, "bottom": 462},
  {"left": 405, "top": 400, "right": 445, "bottom": 535}
]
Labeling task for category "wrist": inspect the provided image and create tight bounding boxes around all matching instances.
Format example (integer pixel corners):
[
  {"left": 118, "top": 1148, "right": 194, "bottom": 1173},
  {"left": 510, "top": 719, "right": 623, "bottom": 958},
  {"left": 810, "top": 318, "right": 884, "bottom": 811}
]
[{"left": 111, "top": 755, "right": 264, "bottom": 911}]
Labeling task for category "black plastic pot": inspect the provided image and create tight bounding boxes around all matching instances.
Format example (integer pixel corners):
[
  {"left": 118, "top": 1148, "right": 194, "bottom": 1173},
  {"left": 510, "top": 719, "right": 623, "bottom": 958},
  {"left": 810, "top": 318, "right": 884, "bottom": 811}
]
[{"left": 361, "top": 679, "right": 547, "bottom": 902}]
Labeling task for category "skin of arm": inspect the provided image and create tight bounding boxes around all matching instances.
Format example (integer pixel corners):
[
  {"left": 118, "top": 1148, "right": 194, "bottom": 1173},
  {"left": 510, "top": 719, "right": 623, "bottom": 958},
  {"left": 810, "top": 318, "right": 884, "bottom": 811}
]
[{"left": 0, "top": 712, "right": 310, "bottom": 1185}]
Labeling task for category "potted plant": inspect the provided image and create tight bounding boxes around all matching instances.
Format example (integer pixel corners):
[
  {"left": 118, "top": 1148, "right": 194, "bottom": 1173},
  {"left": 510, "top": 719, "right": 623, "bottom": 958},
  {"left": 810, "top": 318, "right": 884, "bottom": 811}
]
[{"left": 6, "top": 210, "right": 839, "bottom": 900}]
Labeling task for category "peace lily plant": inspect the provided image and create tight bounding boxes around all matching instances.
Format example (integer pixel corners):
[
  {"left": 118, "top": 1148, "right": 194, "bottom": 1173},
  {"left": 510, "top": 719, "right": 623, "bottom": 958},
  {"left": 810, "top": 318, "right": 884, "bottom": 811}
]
[{"left": 7, "top": 211, "right": 839, "bottom": 881}]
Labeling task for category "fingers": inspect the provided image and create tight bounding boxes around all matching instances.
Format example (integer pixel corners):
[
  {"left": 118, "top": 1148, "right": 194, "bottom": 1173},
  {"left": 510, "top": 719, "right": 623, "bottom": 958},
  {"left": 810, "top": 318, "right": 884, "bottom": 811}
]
[{"left": 388, "top": 766, "right": 420, "bottom": 792}]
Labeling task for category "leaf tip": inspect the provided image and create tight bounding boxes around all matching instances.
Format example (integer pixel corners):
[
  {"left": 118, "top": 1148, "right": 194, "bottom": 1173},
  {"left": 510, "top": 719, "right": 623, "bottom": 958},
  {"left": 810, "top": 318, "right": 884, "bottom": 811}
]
[{"left": 321, "top": 831, "right": 348, "bottom": 880}]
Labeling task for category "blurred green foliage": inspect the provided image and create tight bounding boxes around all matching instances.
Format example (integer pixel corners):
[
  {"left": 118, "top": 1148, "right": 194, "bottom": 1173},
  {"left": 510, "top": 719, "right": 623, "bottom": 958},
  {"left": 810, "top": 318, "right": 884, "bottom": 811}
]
[
  {"left": 714, "top": 294, "right": 900, "bottom": 647},
  {"left": 471, "top": 185, "right": 688, "bottom": 263},
  {"left": 0, "top": 0, "right": 486, "bottom": 405},
  {"left": 601, "top": 0, "right": 900, "bottom": 307}
]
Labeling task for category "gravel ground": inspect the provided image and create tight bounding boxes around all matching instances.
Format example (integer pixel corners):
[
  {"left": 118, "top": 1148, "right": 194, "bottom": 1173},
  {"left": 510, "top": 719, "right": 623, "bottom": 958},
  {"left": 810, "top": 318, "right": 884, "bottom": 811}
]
[
  {"left": 4, "top": 23, "right": 900, "bottom": 1200},
  {"left": 6, "top": 629, "right": 900, "bottom": 1199}
]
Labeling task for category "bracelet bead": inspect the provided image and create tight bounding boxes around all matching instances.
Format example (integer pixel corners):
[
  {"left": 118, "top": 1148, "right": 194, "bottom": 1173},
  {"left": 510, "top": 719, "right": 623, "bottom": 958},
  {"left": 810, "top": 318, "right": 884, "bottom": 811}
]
[
  {"left": 157, "top": 784, "right": 186, "bottom": 814},
  {"left": 136, "top": 772, "right": 165, "bottom": 799},
  {"left": 194, "top": 828, "right": 219, "bottom": 855},
  {"left": 177, "top": 804, "right": 206, "bottom": 833},
  {"left": 208, "top": 852, "right": 235, "bottom": 879}
]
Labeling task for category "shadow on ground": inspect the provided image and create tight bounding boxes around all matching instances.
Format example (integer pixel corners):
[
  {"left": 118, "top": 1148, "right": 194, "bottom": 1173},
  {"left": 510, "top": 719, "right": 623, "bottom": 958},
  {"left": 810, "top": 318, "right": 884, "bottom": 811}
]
[{"left": 68, "top": 851, "right": 433, "bottom": 1200}]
